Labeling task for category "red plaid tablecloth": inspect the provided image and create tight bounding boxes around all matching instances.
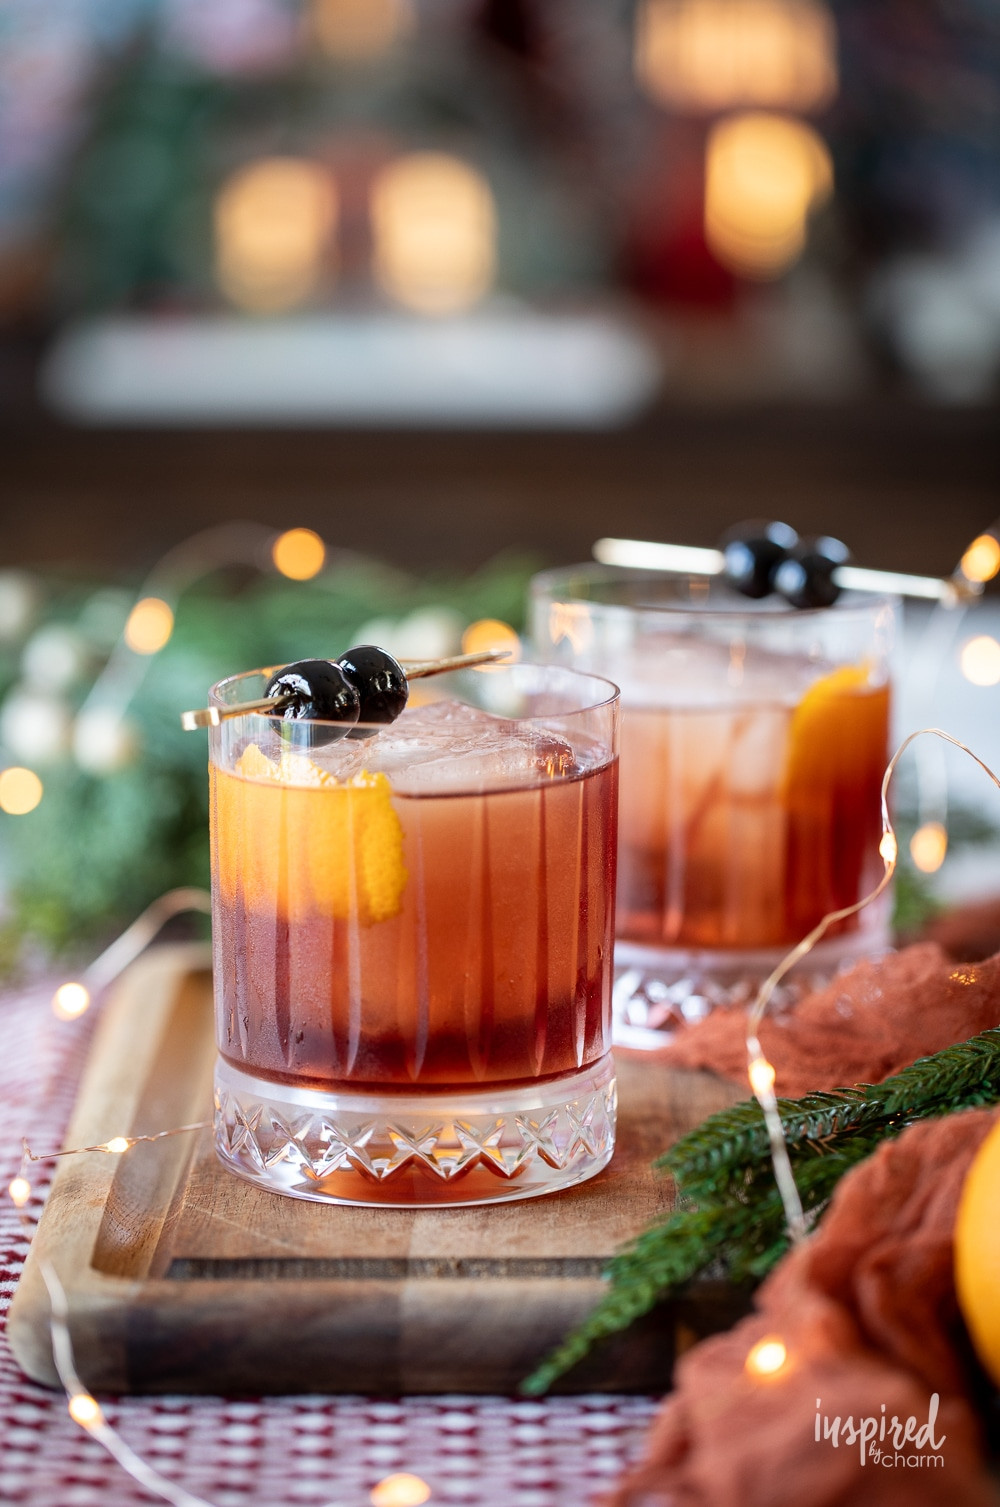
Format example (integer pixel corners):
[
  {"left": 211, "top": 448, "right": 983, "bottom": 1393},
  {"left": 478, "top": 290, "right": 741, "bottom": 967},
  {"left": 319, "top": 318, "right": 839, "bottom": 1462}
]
[{"left": 0, "top": 975, "right": 659, "bottom": 1507}]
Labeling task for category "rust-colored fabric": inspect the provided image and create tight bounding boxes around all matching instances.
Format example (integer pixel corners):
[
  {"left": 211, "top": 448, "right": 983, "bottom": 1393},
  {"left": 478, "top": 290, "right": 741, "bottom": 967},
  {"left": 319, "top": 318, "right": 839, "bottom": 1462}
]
[
  {"left": 610, "top": 1110, "right": 1000, "bottom": 1507},
  {"left": 653, "top": 944, "right": 1000, "bottom": 1098}
]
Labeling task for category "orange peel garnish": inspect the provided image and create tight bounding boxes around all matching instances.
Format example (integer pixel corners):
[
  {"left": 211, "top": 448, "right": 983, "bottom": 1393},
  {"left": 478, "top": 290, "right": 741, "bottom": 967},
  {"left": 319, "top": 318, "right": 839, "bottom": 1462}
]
[
  {"left": 786, "top": 662, "right": 874, "bottom": 772},
  {"left": 211, "top": 744, "right": 407, "bottom": 925},
  {"left": 782, "top": 660, "right": 890, "bottom": 931}
]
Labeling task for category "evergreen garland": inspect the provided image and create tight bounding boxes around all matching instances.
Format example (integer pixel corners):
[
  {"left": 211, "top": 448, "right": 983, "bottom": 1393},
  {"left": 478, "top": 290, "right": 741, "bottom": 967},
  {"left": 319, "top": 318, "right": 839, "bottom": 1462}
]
[{"left": 522, "top": 1027, "right": 1000, "bottom": 1394}]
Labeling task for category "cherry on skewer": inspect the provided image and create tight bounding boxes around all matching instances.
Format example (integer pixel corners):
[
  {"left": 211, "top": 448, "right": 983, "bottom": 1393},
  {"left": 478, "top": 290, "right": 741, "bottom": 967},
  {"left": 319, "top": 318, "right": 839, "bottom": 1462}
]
[
  {"left": 263, "top": 659, "right": 361, "bottom": 746},
  {"left": 179, "top": 648, "right": 512, "bottom": 732}
]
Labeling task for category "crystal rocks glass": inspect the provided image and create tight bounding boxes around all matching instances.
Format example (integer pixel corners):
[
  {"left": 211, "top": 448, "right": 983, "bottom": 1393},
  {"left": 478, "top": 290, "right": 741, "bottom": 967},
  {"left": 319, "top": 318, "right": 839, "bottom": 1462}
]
[
  {"left": 210, "top": 662, "right": 619, "bottom": 1205},
  {"left": 530, "top": 567, "right": 896, "bottom": 1046}
]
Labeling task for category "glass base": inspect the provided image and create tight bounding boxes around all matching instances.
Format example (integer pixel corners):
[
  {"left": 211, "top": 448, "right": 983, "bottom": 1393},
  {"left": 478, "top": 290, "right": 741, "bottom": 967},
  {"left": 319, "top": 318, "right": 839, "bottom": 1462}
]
[
  {"left": 612, "top": 929, "right": 891, "bottom": 1050},
  {"left": 214, "top": 1054, "right": 617, "bottom": 1207}
]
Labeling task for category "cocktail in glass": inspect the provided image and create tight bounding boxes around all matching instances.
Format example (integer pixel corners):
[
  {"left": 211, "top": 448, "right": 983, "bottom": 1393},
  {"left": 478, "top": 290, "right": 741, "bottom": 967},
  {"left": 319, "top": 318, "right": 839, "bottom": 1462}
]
[
  {"left": 530, "top": 568, "right": 895, "bottom": 1044},
  {"left": 209, "top": 662, "right": 619, "bottom": 1204}
]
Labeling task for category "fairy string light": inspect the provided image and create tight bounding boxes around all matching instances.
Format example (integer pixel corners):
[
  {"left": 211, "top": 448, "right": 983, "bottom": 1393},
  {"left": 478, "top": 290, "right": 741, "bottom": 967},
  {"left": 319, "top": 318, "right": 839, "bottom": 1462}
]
[
  {"left": 745, "top": 725, "right": 1000, "bottom": 1246},
  {"left": 78, "top": 522, "right": 320, "bottom": 731},
  {"left": 6, "top": 885, "right": 432, "bottom": 1507},
  {"left": 41, "top": 1260, "right": 216, "bottom": 1507}
]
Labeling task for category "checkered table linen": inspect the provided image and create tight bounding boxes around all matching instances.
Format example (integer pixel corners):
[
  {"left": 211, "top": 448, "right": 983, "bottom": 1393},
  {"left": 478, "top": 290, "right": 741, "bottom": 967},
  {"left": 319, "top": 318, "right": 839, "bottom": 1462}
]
[{"left": 0, "top": 969, "right": 659, "bottom": 1507}]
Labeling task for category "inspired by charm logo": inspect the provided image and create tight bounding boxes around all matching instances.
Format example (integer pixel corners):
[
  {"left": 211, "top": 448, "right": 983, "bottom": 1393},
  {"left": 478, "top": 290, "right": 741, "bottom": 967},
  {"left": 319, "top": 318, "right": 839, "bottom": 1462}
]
[{"left": 815, "top": 1395, "right": 946, "bottom": 1468}]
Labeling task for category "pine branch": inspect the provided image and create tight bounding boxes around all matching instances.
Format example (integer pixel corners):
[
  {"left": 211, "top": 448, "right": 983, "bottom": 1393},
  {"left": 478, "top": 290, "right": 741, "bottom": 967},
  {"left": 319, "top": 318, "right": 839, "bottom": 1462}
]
[
  {"left": 521, "top": 1028, "right": 1000, "bottom": 1394},
  {"left": 662, "top": 1027, "right": 1000, "bottom": 1200}
]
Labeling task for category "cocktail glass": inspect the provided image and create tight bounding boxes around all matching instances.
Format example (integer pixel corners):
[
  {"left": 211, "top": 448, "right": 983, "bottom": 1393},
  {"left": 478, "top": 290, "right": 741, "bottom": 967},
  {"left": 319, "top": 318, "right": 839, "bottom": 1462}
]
[
  {"left": 529, "top": 567, "right": 896, "bottom": 1046},
  {"left": 209, "top": 661, "right": 619, "bottom": 1205}
]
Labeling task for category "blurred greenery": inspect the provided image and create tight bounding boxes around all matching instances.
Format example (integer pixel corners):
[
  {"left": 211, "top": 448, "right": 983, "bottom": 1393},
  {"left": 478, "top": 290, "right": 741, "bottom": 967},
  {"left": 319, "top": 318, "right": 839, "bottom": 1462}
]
[{"left": 0, "top": 549, "right": 537, "bottom": 974}]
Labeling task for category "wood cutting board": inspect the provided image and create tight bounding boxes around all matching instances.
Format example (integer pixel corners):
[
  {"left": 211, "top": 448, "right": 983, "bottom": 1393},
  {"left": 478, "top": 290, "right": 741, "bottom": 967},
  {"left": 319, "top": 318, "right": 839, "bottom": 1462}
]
[{"left": 8, "top": 943, "right": 746, "bottom": 1395}]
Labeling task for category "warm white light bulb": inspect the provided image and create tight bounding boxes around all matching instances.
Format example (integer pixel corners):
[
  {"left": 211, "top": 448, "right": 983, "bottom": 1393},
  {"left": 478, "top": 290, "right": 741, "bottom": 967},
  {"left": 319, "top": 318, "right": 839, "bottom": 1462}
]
[
  {"left": 124, "top": 597, "right": 174, "bottom": 655},
  {"left": 52, "top": 982, "right": 91, "bottom": 1020},
  {"left": 909, "top": 821, "right": 947, "bottom": 874},
  {"left": 105, "top": 1137, "right": 130, "bottom": 1155},
  {"left": 370, "top": 1474, "right": 432, "bottom": 1507},
  {"left": 0, "top": 766, "right": 43, "bottom": 815},
  {"left": 960, "top": 534, "right": 1000, "bottom": 585},
  {"left": 68, "top": 1393, "right": 103, "bottom": 1428},
  {"left": 272, "top": 528, "right": 326, "bottom": 580},
  {"left": 8, "top": 1176, "right": 30, "bottom": 1207},
  {"left": 748, "top": 1057, "right": 776, "bottom": 1096},
  {"left": 746, "top": 1337, "right": 787, "bottom": 1376},
  {"left": 960, "top": 635, "right": 1000, "bottom": 687}
]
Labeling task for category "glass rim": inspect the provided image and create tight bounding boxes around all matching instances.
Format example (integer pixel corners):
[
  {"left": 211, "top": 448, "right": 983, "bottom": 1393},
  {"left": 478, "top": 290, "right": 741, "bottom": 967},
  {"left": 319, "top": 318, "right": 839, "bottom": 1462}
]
[
  {"left": 530, "top": 562, "right": 899, "bottom": 622},
  {"left": 208, "top": 658, "right": 621, "bottom": 731}
]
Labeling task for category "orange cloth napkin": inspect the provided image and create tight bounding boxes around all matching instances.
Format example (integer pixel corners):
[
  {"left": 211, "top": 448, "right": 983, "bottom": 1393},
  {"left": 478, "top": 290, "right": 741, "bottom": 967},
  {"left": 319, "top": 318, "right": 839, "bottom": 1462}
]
[
  {"left": 653, "top": 943, "right": 1000, "bottom": 1098},
  {"left": 610, "top": 1109, "right": 1000, "bottom": 1507}
]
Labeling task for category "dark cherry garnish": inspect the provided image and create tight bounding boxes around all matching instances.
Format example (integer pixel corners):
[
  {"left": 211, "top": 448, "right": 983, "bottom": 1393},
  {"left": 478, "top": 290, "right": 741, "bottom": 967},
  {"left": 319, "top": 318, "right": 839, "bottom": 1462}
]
[
  {"left": 773, "top": 536, "right": 850, "bottom": 609},
  {"left": 264, "top": 659, "right": 360, "bottom": 744},
  {"left": 336, "top": 645, "right": 409, "bottom": 741},
  {"left": 721, "top": 520, "right": 798, "bottom": 599}
]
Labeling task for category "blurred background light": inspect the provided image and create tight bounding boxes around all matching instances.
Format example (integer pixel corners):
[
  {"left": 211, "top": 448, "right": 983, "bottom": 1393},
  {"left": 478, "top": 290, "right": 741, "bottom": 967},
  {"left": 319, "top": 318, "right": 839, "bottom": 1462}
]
[
  {"left": 272, "top": 528, "right": 326, "bottom": 580},
  {"left": 960, "top": 635, "right": 1000, "bottom": 688},
  {"left": 371, "top": 153, "right": 497, "bottom": 316},
  {"left": 960, "top": 534, "right": 1000, "bottom": 585},
  {"left": 310, "top": 0, "right": 414, "bottom": 62},
  {"left": 460, "top": 618, "right": 521, "bottom": 666},
  {"left": 124, "top": 598, "right": 174, "bottom": 655},
  {"left": 635, "top": 0, "right": 837, "bottom": 112},
  {"left": 215, "top": 158, "right": 338, "bottom": 313},
  {"left": 909, "top": 822, "right": 948, "bottom": 875},
  {"left": 704, "top": 112, "right": 832, "bottom": 278},
  {"left": 52, "top": 981, "right": 91, "bottom": 1020},
  {"left": 0, "top": 766, "right": 43, "bottom": 816}
]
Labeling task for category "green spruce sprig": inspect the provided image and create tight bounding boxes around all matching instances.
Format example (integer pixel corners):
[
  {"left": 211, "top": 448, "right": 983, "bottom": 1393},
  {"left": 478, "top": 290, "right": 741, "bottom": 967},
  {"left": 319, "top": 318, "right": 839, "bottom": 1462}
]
[{"left": 522, "top": 1027, "right": 1000, "bottom": 1394}]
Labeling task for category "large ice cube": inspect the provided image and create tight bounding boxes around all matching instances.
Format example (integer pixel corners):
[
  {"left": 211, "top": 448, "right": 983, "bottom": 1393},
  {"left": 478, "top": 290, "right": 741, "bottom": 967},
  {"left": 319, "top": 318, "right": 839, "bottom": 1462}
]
[
  {"left": 349, "top": 698, "right": 579, "bottom": 793},
  {"left": 617, "top": 631, "right": 827, "bottom": 709}
]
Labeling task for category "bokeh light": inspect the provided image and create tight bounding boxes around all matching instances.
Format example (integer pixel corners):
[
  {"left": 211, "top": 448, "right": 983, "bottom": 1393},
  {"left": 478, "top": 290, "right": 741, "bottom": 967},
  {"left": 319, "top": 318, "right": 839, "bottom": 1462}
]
[
  {"left": 311, "top": 0, "right": 413, "bottom": 60},
  {"left": 748, "top": 1056, "right": 776, "bottom": 1095},
  {"left": 745, "top": 1337, "right": 788, "bottom": 1376},
  {"left": 215, "top": 158, "right": 337, "bottom": 313},
  {"left": 910, "top": 821, "right": 948, "bottom": 874},
  {"left": 105, "top": 1136, "right": 130, "bottom": 1155},
  {"left": 124, "top": 597, "right": 174, "bottom": 655},
  {"left": 960, "top": 533, "right": 1000, "bottom": 585},
  {"left": 272, "top": 527, "right": 327, "bottom": 580},
  {"left": 68, "top": 1394, "right": 103, "bottom": 1429},
  {"left": 52, "top": 981, "right": 91, "bottom": 1020},
  {"left": 370, "top": 1474, "right": 432, "bottom": 1507},
  {"left": 461, "top": 618, "right": 521, "bottom": 668},
  {"left": 960, "top": 634, "right": 1000, "bottom": 687},
  {"left": 371, "top": 153, "right": 497, "bottom": 315},
  {"left": 636, "top": 0, "right": 837, "bottom": 113},
  {"left": 704, "top": 112, "right": 833, "bottom": 278},
  {"left": 0, "top": 766, "right": 43, "bottom": 815},
  {"left": 8, "top": 1176, "right": 30, "bottom": 1208}
]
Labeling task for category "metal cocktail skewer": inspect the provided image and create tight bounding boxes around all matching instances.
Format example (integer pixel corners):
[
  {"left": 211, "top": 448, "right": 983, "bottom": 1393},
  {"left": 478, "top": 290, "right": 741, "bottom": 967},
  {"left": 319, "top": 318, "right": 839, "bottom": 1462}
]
[
  {"left": 179, "top": 648, "right": 512, "bottom": 730},
  {"left": 591, "top": 536, "right": 980, "bottom": 604}
]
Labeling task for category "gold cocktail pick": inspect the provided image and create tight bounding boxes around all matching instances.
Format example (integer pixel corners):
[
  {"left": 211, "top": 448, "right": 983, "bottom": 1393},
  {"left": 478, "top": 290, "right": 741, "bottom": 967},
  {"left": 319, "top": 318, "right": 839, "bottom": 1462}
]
[{"left": 179, "top": 649, "right": 512, "bottom": 730}]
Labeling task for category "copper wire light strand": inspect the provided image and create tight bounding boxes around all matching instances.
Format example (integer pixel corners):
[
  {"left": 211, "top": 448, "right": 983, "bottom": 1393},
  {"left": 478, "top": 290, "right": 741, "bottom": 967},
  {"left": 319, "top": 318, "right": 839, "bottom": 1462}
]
[{"left": 746, "top": 726, "right": 1000, "bottom": 1245}]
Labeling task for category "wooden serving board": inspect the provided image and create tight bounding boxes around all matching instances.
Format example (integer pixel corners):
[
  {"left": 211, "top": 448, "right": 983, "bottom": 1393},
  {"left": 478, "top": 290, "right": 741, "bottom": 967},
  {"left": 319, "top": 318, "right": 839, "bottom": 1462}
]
[{"left": 9, "top": 944, "right": 746, "bottom": 1395}]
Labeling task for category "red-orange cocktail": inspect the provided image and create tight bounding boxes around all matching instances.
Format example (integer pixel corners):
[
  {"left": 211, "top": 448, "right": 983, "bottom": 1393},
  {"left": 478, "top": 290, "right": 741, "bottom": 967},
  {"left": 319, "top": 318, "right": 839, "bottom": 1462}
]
[
  {"left": 531, "top": 569, "right": 896, "bottom": 1044},
  {"left": 210, "top": 664, "right": 619, "bottom": 1205}
]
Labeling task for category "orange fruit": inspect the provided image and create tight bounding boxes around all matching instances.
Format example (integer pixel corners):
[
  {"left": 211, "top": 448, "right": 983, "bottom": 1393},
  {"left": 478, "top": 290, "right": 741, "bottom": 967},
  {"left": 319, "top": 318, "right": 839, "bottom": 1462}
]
[
  {"left": 211, "top": 744, "right": 407, "bottom": 925},
  {"left": 954, "top": 1115, "right": 1000, "bottom": 1385},
  {"left": 782, "top": 661, "right": 890, "bottom": 929}
]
